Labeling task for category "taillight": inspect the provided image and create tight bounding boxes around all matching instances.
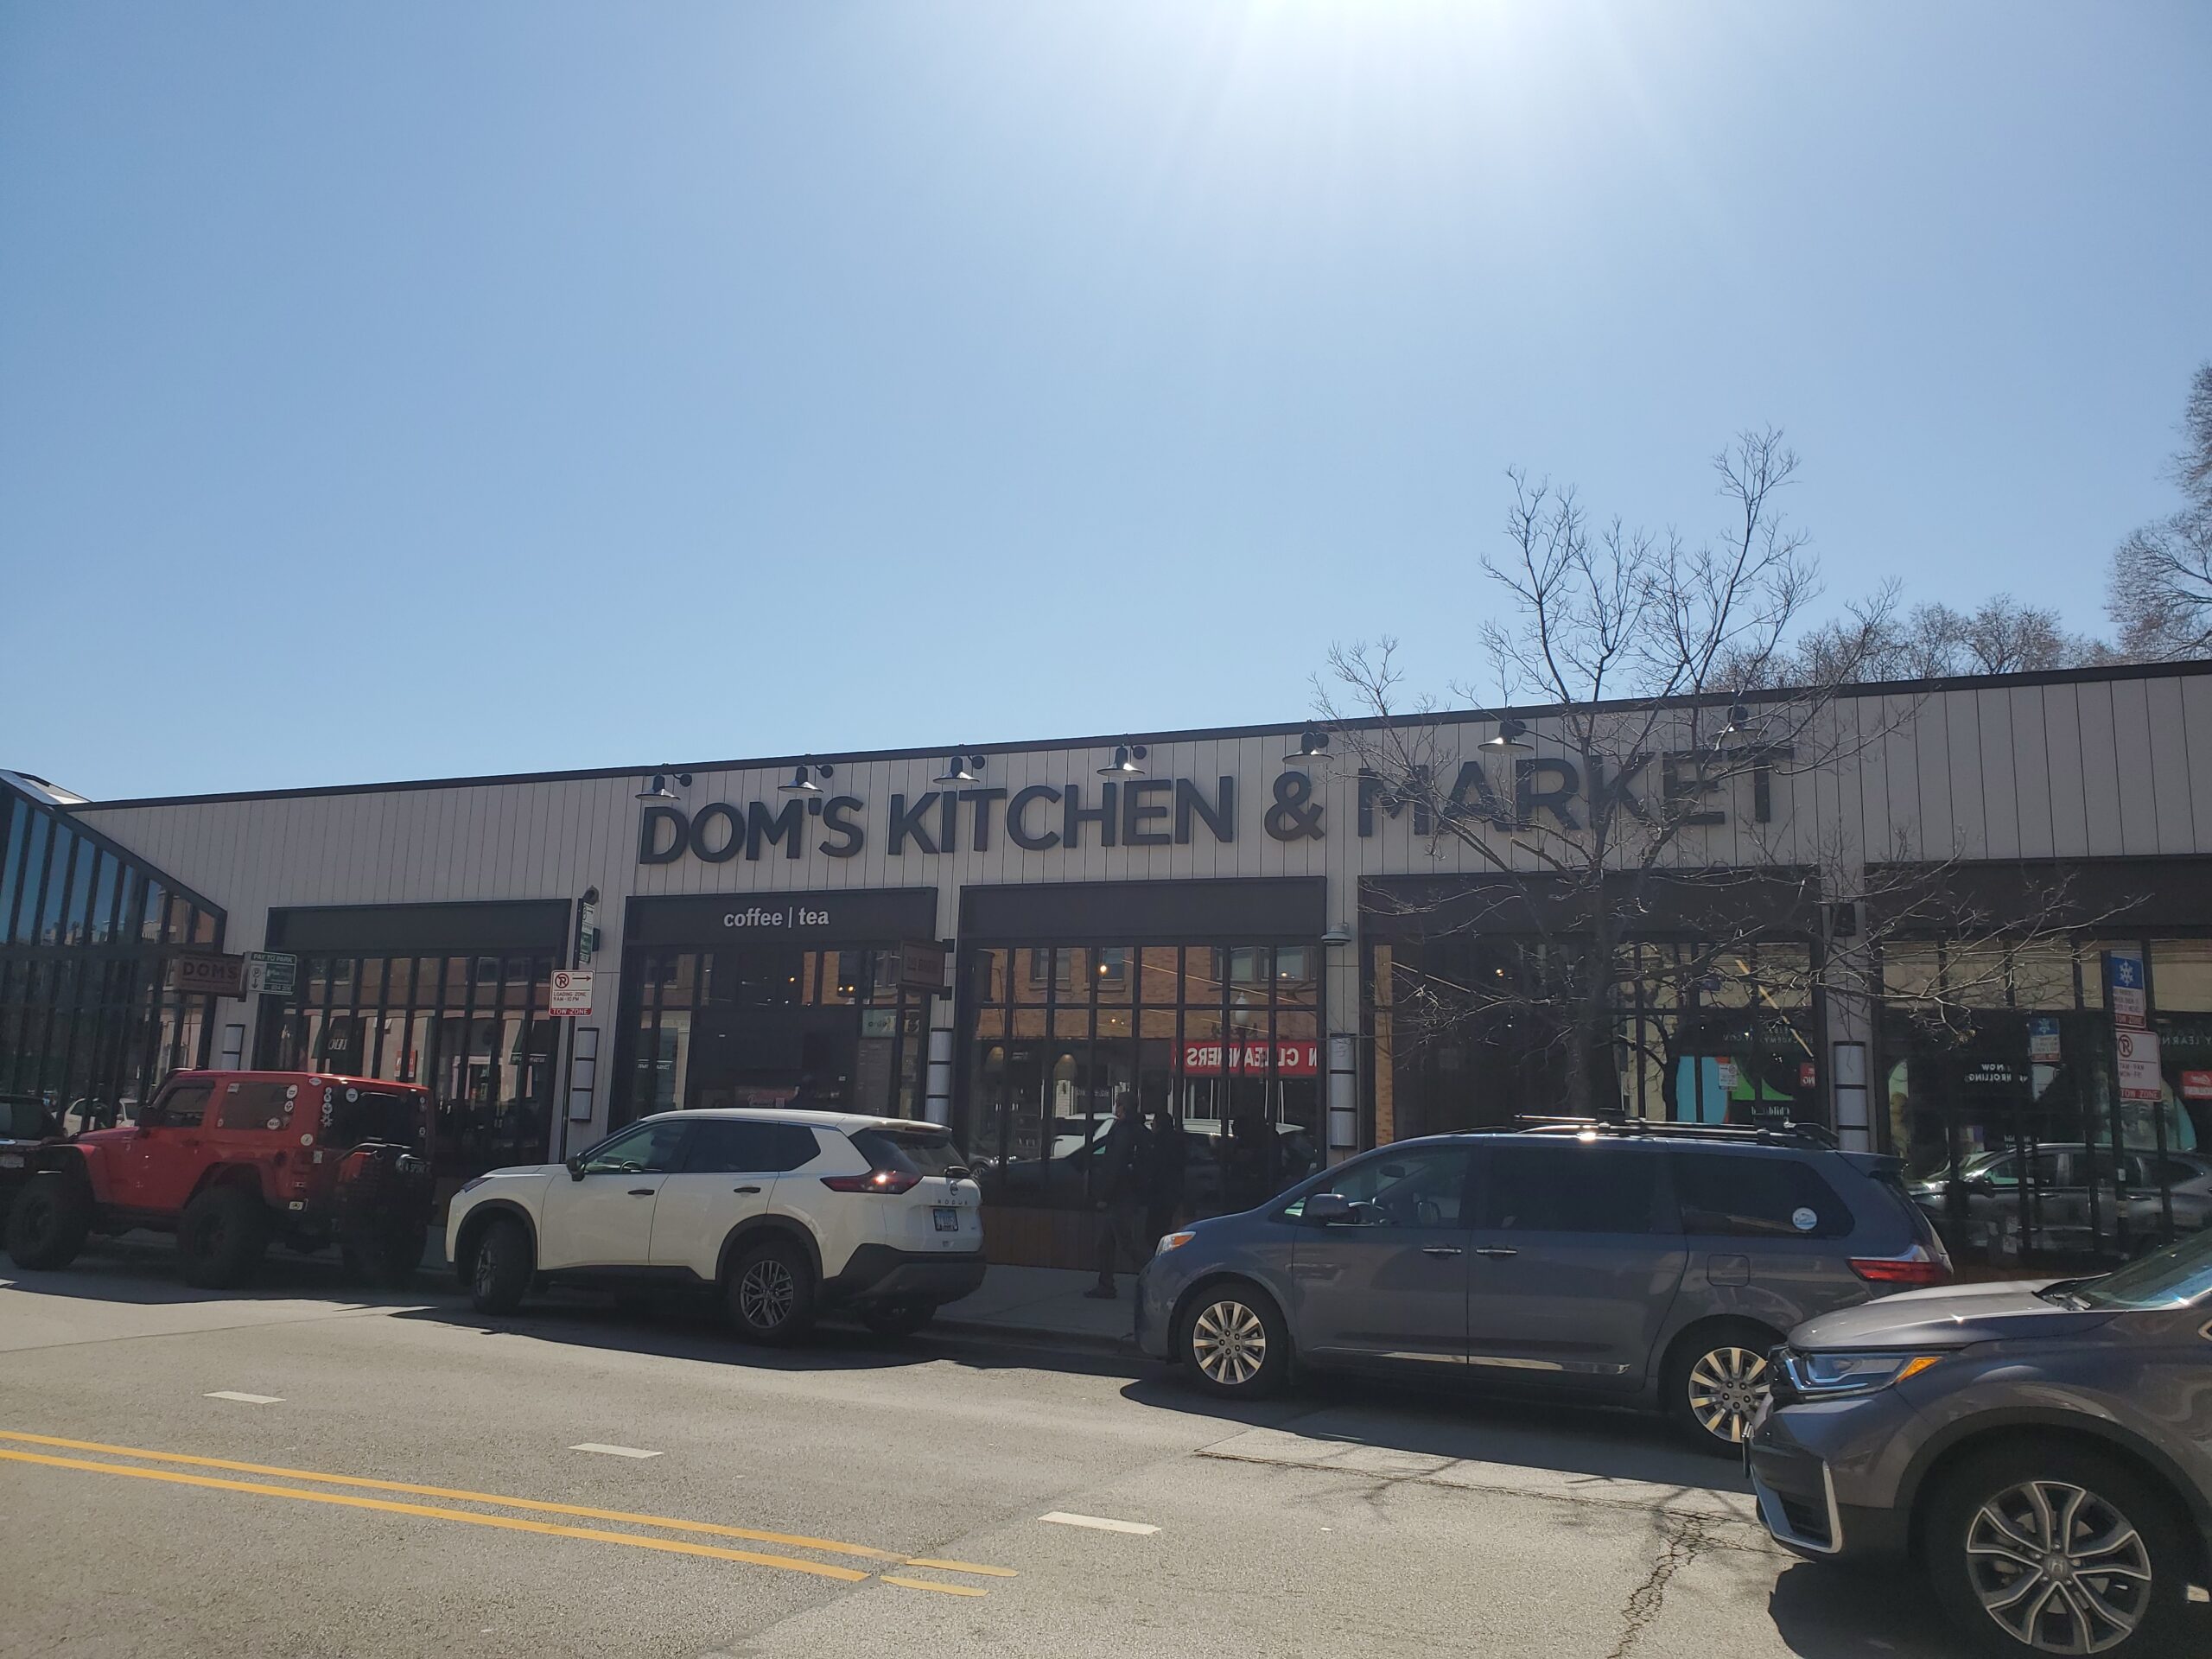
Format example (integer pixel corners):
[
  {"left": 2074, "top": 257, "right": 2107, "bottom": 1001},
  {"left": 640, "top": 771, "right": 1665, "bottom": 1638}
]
[
  {"left": 821, "top": 1169, "right": 921, "bottom": 1195},
  {"left": 1849, "top": 1244, "right": 1951, "bottom": 1287}
]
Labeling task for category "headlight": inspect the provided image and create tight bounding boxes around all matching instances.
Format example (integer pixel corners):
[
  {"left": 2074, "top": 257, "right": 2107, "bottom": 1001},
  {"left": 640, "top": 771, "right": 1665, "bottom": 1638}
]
[
  {"left": 1154, "top": 1230, "right": 1196, "bottom": 1256},
  {"left": 1788, "top": 1350, "right": 1948, "bottom": 1396},
  {"left": 455, "top": 1175, "right": 491, "bottom": 1197}
]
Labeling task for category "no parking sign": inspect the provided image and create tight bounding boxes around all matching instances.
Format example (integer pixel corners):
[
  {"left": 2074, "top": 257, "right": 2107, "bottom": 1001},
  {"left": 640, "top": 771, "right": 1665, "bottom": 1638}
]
[{"left": 550, "top": 968, "right": 594, "bottom": 1017}]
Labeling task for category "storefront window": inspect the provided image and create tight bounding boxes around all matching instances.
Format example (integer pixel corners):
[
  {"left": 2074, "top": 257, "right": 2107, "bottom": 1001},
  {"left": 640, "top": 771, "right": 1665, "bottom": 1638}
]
[
  {"left": 963, "top": 938, "right": 1325, "bottom": 1217},
  {"left": 261, "top": 950, "right": 557, "bottom": 1181},
  {"left": 613, "top": 941, "right": 931, "bottom": 1125},
  {"left": 0, "top": 780, "right": 222, "bottom": 1118},
  {"left": 1374, "top": 934, "right": 1820, "bottom": 1137},
  {"left": 1880, "top": 933, "right": 2210, "bottom": 1266}
]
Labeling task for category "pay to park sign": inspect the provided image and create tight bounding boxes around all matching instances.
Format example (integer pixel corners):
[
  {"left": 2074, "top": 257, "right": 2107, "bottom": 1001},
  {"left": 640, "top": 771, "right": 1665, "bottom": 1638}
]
[{"left": 549, "top": 969, "right": 594, "bottom": 1018}]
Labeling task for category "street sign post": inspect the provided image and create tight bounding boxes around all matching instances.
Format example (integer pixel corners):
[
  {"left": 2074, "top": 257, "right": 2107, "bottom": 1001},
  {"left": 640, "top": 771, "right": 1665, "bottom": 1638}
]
[
  {"left": 2117, "top": 1027, "right": 2164, "bottom": 1101},
  {"left": 549, "top": 968, "right": 594, "bottom": 1018},
  {"left": 244, "top": 951, "right": 298, "bottom": 996}
]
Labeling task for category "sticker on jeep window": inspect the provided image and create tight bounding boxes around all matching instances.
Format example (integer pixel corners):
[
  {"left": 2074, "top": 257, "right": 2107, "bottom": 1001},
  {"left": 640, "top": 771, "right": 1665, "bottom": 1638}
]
[
  {"left": 1791, "top": 1206, "right": 1818, "bottom": 1232},
  {"left": 300, "top": 1133, "right": 315, "bottom": 1147}
]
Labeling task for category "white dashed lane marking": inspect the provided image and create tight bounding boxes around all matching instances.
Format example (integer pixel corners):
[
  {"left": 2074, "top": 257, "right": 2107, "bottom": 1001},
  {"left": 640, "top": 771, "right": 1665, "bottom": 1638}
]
[
  {"left": 1039, "top": 1511, "right": 1159, "bottom": 1535},
  {"left": 569, "top": 1443, "right": 662, "bottom": 1459},
  {"left": 204, "top": 1392, "right": 284, "bottom": 1405}
]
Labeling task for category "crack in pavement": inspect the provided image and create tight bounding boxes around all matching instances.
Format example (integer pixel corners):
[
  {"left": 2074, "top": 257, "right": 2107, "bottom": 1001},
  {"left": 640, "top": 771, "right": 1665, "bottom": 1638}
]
[
  {"left": 1604, "top": 1511, "right": 1716, "bottom": 1659},
  {"left": 1193, "top": 1447, "right": 1774, "bottom": 1551}
]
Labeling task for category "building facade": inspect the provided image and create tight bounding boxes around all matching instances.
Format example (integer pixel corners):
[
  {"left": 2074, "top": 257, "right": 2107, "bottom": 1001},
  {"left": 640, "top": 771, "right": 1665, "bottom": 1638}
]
[{"left": 9, "top": 661, "right": 2212, "bottom": 1263}]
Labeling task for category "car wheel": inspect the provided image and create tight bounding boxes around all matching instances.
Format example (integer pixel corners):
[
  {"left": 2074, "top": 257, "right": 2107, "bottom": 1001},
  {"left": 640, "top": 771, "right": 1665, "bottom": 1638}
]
[
  {"left": 177, "top": 1185, "right": 270, "bottom": 1289},
  {"left": 4, "top": 1171, "right": 92, "bottom": 1270},
  {"left": 727, "top": 1239, "right": 817, "bottom": 1346},
  {"left": 1178, "top": 1282, "right": 1288, "bottom": 1399},
  {"left": 468, "top": 1217, "right": 533, "bottom": 1314},
  {"left": 1665, "top": 1321, "right": 1780, "bottom": 1455},
  {"left": 1923, "top": 1444, "right": 2191, "bottom": 1657},
  {"left": 861, "top": 1300, "right": 936, "bottom": 1338}
]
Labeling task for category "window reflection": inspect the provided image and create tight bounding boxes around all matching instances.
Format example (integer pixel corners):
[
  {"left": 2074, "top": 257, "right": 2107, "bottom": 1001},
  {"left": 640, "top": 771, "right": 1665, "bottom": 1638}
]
[{"left": 961, "top": 936, "right": 1326, "bottom": 1219}]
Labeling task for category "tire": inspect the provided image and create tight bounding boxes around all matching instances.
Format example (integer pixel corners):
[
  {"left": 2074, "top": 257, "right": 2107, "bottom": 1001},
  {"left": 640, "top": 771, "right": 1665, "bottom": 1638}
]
[
  {"left": 1177, "top": 1281, "right": 1289, "bottom": 1399},
  {"left": 726, "top": 1238, "right": 817, "bottom": 1346},
  {"left": 468, "top": 1217, "right": 533, "bottom": 1314},
  {"left": 1663, "top": 1320, "right": 1782, "bottom": 1455},
  {"left": 1922, "top": 1443, "right": 2192, "bottom": 1657},
  {"left": 341, "top": 1221, "right": 426, "bottom": 1289},
  {"left": 177, "top": 1185, "right": 270, "bottom": 1289},
  {"left": 861, "top": 1300, "right": 937, "bottom": 1338},
  {"left": 5, "top": 1171, "right": 93, "bottom": 1270}
]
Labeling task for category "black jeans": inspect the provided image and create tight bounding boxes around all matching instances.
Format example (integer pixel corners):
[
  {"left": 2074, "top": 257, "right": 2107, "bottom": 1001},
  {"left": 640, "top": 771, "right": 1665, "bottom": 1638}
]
[{"left": 1095, "top": 1200, "right": 1146, "bottom": 1284}]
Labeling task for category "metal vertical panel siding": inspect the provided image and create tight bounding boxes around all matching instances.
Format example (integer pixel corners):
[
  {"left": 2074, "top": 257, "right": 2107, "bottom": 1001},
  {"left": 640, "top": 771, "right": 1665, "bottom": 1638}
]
[
  {"left": 1974, "top": 688, "right": 2021, "bottom": 860},
  {"left": 2009, "top": 685, "right": 2058, "bottom": 860},
  {"left": 2107, "top": 677, "right": 2161, "bottom": 855},
  {"left": 2043, "top": 685, "right": 2094, "bottom": 856},
  {"left": 2141, "top": 677, "right": 2195, "bottom": 854},
  {"left": 2075, "top": 680, "right": 2126, "bottom": 855}
]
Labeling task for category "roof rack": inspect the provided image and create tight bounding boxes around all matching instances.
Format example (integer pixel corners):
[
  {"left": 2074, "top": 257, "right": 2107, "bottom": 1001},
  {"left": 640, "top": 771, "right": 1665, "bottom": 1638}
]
[{"left": 1515, "top": 1115, "right": 1841, "bottom": 1152}]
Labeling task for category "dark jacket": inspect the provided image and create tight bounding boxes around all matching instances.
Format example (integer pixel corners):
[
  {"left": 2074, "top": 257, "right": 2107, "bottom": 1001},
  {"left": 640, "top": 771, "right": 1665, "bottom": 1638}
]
[
  {"left": 1092, "top": 1115, "right": 1146, "bottom": 1206},
  {"left": 1142, "top": 1123, "right": 1189, "bottom": 1206}
]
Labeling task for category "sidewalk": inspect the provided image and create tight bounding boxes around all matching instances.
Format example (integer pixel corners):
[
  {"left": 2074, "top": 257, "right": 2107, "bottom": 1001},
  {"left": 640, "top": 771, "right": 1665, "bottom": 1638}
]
[{"left": 935, "top": 1264, "right": 1141, "bottom": 1350}]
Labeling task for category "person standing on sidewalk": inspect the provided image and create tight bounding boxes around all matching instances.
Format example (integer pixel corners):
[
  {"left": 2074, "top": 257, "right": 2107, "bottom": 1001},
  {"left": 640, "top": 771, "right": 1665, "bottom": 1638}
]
[
  {"left": 1142, "top": 1104, "right": 1187, "bottom": 1247},
  {"left": 1083, "top": 1095, "right": 1146, "bottom": 1300}
]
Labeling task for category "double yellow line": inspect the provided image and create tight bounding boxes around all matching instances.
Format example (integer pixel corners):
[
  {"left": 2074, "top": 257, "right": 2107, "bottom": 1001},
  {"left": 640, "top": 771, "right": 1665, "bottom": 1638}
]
[{"left": 0, "top": 1430, "right": 1013, "bottom": 1598}]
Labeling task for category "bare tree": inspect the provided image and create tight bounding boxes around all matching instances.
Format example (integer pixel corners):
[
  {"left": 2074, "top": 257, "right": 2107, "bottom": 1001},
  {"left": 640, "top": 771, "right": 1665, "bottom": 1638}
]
[
  {"left": 2107, "top": 362, "right": 2212, "bottom": 661},
  {"left": 1322, "top": 431, "right": 2090, "bottom": 1122}
]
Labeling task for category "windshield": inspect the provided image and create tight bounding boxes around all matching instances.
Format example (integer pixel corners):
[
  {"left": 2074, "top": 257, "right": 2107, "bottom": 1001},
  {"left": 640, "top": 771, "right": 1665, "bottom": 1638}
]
[{"left": 2072, "top": 1230, "right": 2212, "bottom": 1310}]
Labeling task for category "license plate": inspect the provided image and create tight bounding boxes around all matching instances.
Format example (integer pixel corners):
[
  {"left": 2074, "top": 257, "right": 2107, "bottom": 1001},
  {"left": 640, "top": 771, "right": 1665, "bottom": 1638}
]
[
  {"left": 0, "top": 1153, "right": 22, "bottom": 1168},
  {"left": 932, "top": 1207, "right": 961, "bottom": 1232}
]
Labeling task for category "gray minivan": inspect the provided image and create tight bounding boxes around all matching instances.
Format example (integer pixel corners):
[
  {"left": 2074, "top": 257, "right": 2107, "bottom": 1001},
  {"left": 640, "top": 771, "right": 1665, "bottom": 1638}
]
[{"left": 1134, "top": 1122, "right": 1949, "bottom": 1451}]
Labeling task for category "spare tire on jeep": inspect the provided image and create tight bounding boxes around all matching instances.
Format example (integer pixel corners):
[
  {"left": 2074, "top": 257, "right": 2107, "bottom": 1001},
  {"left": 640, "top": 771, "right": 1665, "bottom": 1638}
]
[
  {"left": 5, "top": 1169, "right": 92, "bottom": 1270},
  {"left": 178, "top": 1185, "right": 270, "bottom": 1288}
]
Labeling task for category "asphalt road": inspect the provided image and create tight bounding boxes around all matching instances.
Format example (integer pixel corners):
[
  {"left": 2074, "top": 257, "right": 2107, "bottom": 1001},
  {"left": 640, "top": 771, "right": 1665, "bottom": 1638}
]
[{"left": 0, "top": 1243, "right": 2129, "bottom": 1659}]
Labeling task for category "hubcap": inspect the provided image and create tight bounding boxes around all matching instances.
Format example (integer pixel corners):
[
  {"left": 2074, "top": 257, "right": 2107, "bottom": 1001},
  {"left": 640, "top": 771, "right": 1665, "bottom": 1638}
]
[
  {"left": 739, "top": 1260, "right": 796, "bottom": 1329},
  {"left": 1965, "top": 1479, "right": 2152, "bottom": 1654},
  {"left": 1686, "top": 1344, "right": 1769, "bottom": 1444},
  {"left": 1191, "top": 1300, "right": 1268, "bottom": 1387}
]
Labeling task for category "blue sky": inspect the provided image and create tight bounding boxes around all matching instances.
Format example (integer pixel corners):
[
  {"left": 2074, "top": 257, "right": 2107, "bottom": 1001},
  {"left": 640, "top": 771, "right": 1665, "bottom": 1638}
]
[{"left": 3, "top": 2, "right": 2207, "bottom": 800}]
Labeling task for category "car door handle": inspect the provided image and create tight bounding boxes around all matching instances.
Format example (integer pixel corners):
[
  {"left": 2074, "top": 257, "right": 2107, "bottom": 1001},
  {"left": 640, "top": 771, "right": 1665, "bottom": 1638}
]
[
  {"left": 626, "top": 1188, "right": 655, "bottom": 1197},
  {"left": 732, "top": 1185, "right": 761, "bottom": 1194},
  {"left": 1473, "top": 1246, "right": 1519, "bottom": 1259},
  {"left": 1421, "top": 1246, "right": 1465, "bottom": 1258}
]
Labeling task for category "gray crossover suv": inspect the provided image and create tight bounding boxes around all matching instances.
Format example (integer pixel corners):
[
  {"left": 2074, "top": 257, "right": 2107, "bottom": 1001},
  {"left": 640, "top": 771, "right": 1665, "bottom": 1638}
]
[
  {"left": 1135, "top": 1121, "right": 1948, "bottom": 1452},
  {"left": 1750, "top": 1231, "right": 2212, "bottom": 1657}
]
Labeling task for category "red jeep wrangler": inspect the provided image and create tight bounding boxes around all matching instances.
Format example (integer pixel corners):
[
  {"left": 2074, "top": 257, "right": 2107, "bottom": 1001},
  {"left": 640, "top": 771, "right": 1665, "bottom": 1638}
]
[{"left": 3, "top": 1070, "right": 435, "bottom": 1289}]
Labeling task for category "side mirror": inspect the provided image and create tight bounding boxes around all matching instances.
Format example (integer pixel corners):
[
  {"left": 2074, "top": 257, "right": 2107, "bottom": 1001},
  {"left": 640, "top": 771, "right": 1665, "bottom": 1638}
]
[
  {"left": 566, "top": 1156, "right": 586, "bottom": 1181},
  {"left": 1304, "top": 1192, "right": 1357, "bottom": 1225}
]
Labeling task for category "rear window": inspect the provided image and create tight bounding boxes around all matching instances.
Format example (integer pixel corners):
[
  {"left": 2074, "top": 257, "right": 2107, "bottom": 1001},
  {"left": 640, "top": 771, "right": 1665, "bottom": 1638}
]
[
  {"left": 849, "top": 1128, "right": 968, "bottom": 1178},
  {"left": 2, "top": 1098, "right": 51, "bottom": 1140},
  {"left": 319, "top": 1085, "right": 425, "bottom": 1154},
  {"left": 1670, "top": 1152, "right": 1852, "bottom": 1240}
]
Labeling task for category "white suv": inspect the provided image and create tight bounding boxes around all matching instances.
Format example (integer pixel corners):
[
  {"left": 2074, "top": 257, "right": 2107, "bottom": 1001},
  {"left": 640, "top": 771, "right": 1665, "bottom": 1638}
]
[{"left": 446, "top": 1109, "right": 986, "bottom": 1342}]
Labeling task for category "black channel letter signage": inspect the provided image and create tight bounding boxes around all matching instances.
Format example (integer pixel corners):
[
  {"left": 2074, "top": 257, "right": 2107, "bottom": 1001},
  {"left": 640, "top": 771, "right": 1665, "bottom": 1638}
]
[{"left": 639, "top": 776, "right": 1243, "bottom": 866}]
